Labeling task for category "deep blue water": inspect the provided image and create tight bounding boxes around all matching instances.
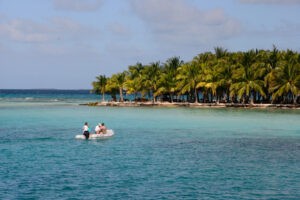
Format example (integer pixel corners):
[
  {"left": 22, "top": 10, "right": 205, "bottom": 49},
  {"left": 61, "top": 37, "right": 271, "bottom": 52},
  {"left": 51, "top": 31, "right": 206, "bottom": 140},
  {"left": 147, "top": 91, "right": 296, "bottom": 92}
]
[
  {"left": 0, "top": 89, "right": 100, "bottom": 104},
  {"left": 0, "top": 90, "right": 300, "bottom": 199}
]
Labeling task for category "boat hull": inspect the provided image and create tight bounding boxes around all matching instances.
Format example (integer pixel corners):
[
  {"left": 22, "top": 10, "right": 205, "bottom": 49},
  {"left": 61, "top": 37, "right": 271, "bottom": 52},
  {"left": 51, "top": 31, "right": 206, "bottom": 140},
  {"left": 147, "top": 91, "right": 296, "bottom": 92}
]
[{"left": 75, "top": 129, "right": 114, "bottom": 139}]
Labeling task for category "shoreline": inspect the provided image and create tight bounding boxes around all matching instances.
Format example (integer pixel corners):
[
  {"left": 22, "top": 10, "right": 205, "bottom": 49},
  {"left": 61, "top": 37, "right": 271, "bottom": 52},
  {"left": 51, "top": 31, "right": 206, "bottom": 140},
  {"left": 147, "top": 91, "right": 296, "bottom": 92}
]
[{"left": 81, "top": 101, "right": 300, "bottom": 109}]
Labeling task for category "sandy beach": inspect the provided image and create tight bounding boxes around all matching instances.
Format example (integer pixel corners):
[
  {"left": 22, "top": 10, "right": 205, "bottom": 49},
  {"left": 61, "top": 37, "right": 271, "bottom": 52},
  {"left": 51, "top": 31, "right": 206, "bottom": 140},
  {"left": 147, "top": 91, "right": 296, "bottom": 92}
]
[{"left": 83, "top": 101, "right": 300, "bottom": 109}]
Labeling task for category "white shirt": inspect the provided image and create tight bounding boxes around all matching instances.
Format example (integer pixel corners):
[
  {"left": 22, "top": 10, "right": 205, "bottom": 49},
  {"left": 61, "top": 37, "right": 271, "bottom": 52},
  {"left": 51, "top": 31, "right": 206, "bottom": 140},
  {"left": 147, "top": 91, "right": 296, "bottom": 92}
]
[
  {"left": 95, "top": 126, "right": 100, "bottom": 132},
  {"left": 83, "top": 125, "right": 89, "bottom": 132}
]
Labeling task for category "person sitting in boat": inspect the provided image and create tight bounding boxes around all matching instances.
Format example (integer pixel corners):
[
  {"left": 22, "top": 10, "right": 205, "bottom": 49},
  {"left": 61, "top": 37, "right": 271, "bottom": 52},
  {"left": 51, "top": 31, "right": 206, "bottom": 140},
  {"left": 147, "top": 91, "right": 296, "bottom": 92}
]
[
  {"left": 100, "top": 123, "right": 107, "bottom": 134},
  {"left": 95, "top": 123, "right": 101, "bottom": 134},
  {"left": 82, "top": 122, "right": 90, "bottom": 139}
]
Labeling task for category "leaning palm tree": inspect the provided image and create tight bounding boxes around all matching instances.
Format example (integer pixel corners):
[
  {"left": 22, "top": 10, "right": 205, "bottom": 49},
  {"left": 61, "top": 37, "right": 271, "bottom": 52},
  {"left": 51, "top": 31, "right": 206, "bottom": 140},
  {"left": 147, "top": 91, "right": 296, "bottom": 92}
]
[
  {"left": 269, "top": 50, "right": 300, "bottom": 104},
  {"left": 92, "top": 75, "right": 107, "bottom": 102}
]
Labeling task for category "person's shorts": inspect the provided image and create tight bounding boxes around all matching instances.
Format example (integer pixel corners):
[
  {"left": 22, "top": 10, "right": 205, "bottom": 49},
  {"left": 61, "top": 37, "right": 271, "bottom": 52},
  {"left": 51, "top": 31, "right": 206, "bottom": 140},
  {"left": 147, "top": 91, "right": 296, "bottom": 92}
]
[{"left": 83, "top": 131, "right": 90, "bottom": 139}]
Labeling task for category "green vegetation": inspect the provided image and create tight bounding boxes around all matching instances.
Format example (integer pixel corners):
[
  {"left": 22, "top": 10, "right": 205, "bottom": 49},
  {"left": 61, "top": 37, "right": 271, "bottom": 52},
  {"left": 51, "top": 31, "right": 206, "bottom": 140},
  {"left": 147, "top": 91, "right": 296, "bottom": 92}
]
[{"left": 92, "top": 47, "right": 300, "bottom": 104}]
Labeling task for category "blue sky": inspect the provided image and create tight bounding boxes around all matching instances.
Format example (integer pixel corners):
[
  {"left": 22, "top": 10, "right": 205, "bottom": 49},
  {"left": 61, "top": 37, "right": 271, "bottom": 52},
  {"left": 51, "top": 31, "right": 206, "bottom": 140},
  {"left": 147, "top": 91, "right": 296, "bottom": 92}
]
[{"left": 1, "top": 0, "right": 300, "bottom": 89}]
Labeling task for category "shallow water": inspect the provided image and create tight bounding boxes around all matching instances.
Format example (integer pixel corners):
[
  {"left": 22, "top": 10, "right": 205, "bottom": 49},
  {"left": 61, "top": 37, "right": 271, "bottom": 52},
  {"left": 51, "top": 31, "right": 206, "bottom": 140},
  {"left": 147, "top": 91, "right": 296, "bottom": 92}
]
[{"left": 0, "top": 90, "right": 300, "bottom": 199}]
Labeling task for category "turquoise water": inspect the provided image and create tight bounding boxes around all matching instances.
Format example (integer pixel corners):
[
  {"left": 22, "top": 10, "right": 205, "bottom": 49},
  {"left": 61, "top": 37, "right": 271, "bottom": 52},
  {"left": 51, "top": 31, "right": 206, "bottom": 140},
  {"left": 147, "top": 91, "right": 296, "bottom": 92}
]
[{"left": 0, "top": 90, "right": 300, "bottom": 199}]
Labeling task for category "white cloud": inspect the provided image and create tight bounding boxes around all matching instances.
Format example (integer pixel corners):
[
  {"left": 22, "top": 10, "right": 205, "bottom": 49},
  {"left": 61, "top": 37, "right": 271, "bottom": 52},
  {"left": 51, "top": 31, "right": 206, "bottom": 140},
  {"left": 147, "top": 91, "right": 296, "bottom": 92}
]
[
  {"left": 130, "top": 0, "right": 242, "bottom": 47},
  {"left": 0, "top": 19, "right": 50, "bottom": 42},
  {"left": 0, "top": 17, "right": 100, "bottom": 43},
  {"left": 53, "top": 0, "right": 103, "bottom": 12},
  {"left": 239, "top": 0, "right": 300, "bottom": 4},
  {"left": 50, "top": 17, "right": 101, "bottom": 41}
]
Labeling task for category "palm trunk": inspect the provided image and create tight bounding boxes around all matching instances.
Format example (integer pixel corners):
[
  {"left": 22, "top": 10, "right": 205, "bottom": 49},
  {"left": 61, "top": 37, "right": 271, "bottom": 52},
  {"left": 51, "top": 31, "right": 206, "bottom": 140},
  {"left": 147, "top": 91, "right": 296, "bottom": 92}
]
[
  {"left": 202, "top": 92, "right": 206, "bottom": 103},
  {"left": 293, "top": 95, "right": 297, "bottom": 104},
  {"left": 119, "top": 87, "right": 123, "bottom": 102},
  {"left": 134, "top": 92, "right": 137, "bottom": 101},
  {"left": 151, "top": 88, "right": 155, "bottom": 103},
  {"left": 226, "top": 88, "right": 230, "bottom": 103},
  {"left": 250, "top": 97, "right": 254, "bottom": 105},
  {"left": 242, "top": 94, "right": 246, "bottom": 104},
  {"left": 148, "top": 91, "right": 151, "bottom": 102},
  {"left": 250, "top": 91, "right": 254, "bottom": 105},
  {"left": 102, "top": 91, "right": 105, "bottom": 102},
  {"left": 194, "top": 88, "right": 198, "bottom": 103}
]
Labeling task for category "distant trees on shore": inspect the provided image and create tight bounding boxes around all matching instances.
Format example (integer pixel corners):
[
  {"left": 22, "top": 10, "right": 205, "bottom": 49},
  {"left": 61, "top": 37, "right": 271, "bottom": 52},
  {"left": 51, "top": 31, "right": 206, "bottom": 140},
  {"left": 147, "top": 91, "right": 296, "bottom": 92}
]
[{"left": 92, "top": 46, "right": 300, "bottom": 104}]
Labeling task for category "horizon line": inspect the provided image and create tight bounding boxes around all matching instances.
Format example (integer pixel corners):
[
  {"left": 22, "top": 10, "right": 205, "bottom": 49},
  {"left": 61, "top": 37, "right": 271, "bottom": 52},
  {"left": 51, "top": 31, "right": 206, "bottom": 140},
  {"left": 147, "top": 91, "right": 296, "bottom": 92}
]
[{"left": 0, "top": 88, "right": 92, "bottom": 90}]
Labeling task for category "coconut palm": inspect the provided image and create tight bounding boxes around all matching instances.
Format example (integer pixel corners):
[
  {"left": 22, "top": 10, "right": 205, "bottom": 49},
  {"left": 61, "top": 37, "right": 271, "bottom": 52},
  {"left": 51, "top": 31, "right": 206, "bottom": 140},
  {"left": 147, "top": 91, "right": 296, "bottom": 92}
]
[
  {"left": 230, "top": 50, "right": 266, "bottom": 104},
  {"left": 214, "top": 46, "right": 228, "bottom": 59},
  {"left": 213, "top": 47, "right": 233, "bottom": 102},
  {"left": 92, "top": 75, "right": 107, "bottom": 102},
  {"left": 204, "top": 65, "right": 223, "bottom": 102},
  {"left": 125, "top": 63, "right": 144, "bottom": 99},
  {"left": 177, "top": 61, "right": 202, "bottom": 103},
  {"left": 157, "top": 57, "right": 183, "bottom": 102},
  {"left": 218, "top": 56, "right": 235, "bottom": 102},
  {"left": 193, "top": 52, "right": 215, "bottom": 103},
  {"left": 269, "top": 50, "right": 300, "bottom": 104},
  {"left": 91, "top": 47, "right": 300, "bottom": 105},
  {"left": 107, "top": 72, "right": 127, "bottom": 102},
  {"left": 262, "top": 45, "right": 282, "bottom": 103},
  {"left": 141, "top": 62, "right": 162, "bottom": 102}
]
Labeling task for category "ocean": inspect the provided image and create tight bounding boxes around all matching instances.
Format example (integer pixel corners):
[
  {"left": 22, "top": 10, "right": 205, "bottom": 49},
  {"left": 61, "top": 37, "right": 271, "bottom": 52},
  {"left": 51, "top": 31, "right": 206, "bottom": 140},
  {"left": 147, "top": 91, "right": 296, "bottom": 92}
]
[{"left": 0, "top": 89, "right": 300, "bottom": 199}]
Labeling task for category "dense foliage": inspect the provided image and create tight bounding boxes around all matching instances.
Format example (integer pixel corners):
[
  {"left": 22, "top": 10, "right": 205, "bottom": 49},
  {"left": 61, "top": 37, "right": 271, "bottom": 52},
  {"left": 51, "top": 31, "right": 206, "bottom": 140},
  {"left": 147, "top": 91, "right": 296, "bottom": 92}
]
[{"left": 92, "top": 47, "right": 300, "bottom": 104}]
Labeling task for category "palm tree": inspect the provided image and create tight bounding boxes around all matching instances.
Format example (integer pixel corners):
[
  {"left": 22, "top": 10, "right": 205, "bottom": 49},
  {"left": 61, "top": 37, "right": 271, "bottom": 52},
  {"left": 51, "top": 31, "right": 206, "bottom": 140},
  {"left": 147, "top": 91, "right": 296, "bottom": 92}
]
[
  {"left": 125, "top": 63, "right": 144, "bottom": 99},
  {"left": 263, "top": 45, "right": 282, "bottom": 103},
  {"left": 230, "top": 50, "right": 266, "bottom": 104},
  {"left": 269, "top": 50, "right": 300, "bottom": 104},
  {"left": 141, "top": 62, "right": 161, "bottom": 102},
  {"left": 177, "top": 61, "right": 202, "bottom": 103},
  {"left": 157, "top": 57, "right": 183, "bottom": 102},
  {"left": 107, "top": 72, "right": 127, "bottom": 102},
  {"left": 204, "top": 65, "right": 222, "bottom": 103},
  {"left": 91, "top": 47, "right": 300, "bottom": 105},
  {"left": 193, "top": 52, "right": 215, "bottom": 103},
  {"left": 92, "top": 75, "right": 107, "bottom": 102},
  {"left": 214, "top": 46, "right": 228, "bottom": 59},
  {"left": 218, "top": 55, "right": 235, "bottom": 103},
  {"left": 213, "top": 47, "right": 232, "bottom": 102}
]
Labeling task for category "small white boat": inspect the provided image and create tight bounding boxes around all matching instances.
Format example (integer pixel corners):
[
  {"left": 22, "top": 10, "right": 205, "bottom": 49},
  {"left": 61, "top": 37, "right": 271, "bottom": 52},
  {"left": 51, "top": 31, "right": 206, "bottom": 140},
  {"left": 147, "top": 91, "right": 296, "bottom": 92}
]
[{"left": 75, "top": 129, "right": 114, "bottom": 139}]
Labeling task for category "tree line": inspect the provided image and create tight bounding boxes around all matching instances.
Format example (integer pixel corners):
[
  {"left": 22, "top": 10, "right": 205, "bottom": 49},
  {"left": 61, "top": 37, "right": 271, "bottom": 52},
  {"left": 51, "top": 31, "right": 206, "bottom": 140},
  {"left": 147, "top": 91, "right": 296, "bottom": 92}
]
[{"left": 92, "top": 47, "right": 300, "bottom": 104}]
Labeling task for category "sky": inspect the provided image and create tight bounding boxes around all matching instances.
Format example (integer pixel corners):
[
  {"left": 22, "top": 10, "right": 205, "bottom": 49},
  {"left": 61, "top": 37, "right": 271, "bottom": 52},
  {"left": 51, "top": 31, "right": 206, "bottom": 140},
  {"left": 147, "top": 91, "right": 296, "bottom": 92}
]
[{"left": 0, "top": 0, "right": 300, "bottom": 89}]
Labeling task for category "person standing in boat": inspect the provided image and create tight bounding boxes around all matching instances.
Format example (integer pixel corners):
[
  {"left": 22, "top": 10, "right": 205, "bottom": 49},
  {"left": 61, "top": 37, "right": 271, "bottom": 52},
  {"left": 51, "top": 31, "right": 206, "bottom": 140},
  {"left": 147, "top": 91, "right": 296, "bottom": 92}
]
[{"left": 82, "top": 122, "right": 90, "bottom": 139}]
